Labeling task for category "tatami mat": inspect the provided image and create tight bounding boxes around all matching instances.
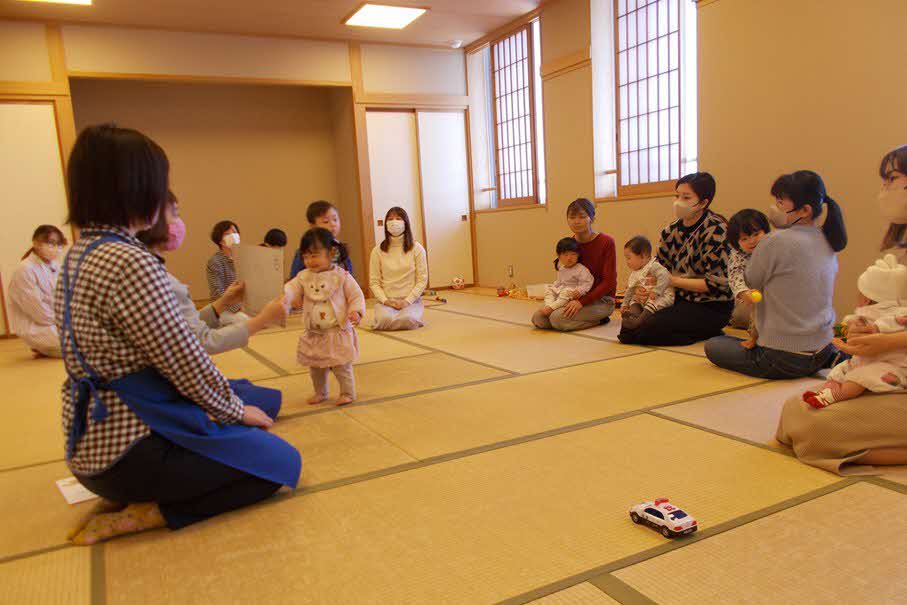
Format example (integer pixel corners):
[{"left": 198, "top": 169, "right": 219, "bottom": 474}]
[
  {"left": 0, "top": 354, "right": 66, "bottom": 470},
  {"left": 386, "top": 308, "right": 643, "bottom": 373},
  {"left": 212, "top": 348, "right": 279, "bottom": 381},
  {"left": 657, "top": 377, "right": 823, "bottom": 447},
  {"left": 432, "top": 290, "right": 540, "bottom": 325},
  {"left": 348, "top": 351, "right": 762, "bottom": 459},
  {"left": 614, "top": 482, "right": 907, "bottom": 604},
  {"left": 0, "top": 547, "right": 90, "bottom": 605},
  {"left": 104, "top": 415, "right": 836, "bottom": 605},
  {"left": 247, "top": 327, "right": 428, "bottom": 373},
  {"left": 261, "top": 352, "right": 507, "bottom": 415},
  {"left": 528, "top": 583, "right": 620, "bottom": 605},
  {"left": 270, "top": 412, "right": 416, "bottom": 486},
  {"left": 0, "top": 461, "right": 97, "bottom": 559}
]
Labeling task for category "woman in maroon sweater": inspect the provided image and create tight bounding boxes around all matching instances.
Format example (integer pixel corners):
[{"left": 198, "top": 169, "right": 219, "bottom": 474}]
[{"left": 532, "top": 198, "right": 617, "bottom": 331}]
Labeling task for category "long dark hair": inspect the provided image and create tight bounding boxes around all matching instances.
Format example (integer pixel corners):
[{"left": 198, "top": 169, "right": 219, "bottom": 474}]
[
  {"left": 300, "top": 227, "right": 348, "bottom": 265},
  {"left": 380, "top": 206, "right": 414, "bottom": 253},
  {"left": 770, "top": 170, "right": 847, "bottom": 252},
  {"left": 880, "top": 146, "right": 907, "bottom": 250},
  {"left": 727, "top": 209, "right": 771, "bottom": 252},
  {"left": 554, "top": 237, "right": 581, "bottom": 269},
  {"left": 22, "top": 225, "right": 67, "bottom": 260}
]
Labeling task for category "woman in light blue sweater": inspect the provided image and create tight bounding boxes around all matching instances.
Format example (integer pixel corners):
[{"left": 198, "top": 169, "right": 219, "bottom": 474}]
[{"left": 704, "top": 171, "right": 847, "bottom": 378}]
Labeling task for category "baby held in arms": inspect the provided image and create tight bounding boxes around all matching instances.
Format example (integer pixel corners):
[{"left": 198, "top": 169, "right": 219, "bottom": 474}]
[
  {"left": 620, "top": 236, "right": 674, "bottom": 331},
  {"left": 804, "top": 254, "right": 907, "bottom": 408}
]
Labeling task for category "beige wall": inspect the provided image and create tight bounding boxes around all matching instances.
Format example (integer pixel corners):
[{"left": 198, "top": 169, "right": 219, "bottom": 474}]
[
  {"left": 62, "top": 26, "right": 351, "bottom": 83},
  {"left": 0, "top": 21, "right": 52, "bottom": 82},
  {"left": 70, "top": 79, "right": 348, "bottom": 298},
  {"left": 699, "top": 0, "right": 907, "bottom": 316},
  {"left": 475, "top": 0, "right": 671, "bottom": 290},
  {"left": 360, "top": 44, "right": 466, "bottom": 96}
]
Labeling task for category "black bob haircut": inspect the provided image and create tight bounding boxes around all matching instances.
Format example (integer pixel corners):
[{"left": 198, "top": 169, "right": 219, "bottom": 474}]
[
  {"left": 264, "top": 228, "right": 288, "bottom": 247},
  {"left": 66, "top": 124, "right": 169, "bottom": 229},
  {"left": 727, "top": 209, "right": 771, "bottom": 251},
  {"left": 211, "top": 220, "right": 240, "bottom": 246}
]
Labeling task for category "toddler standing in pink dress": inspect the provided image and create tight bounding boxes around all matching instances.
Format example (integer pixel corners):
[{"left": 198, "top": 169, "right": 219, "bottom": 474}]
[{"left": 284, "top": 228, "right": 365, "bottom": 406}]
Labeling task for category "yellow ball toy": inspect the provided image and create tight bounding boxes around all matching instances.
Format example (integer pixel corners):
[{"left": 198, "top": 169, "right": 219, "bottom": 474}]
[{"left": 750, "top": 290, "right": 763, "bottom": 303}]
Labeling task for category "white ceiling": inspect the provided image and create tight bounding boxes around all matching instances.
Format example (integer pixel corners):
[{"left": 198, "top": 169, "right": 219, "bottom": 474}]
[{"left": 0, "top": 0, "right": 541, "bottom": 47}]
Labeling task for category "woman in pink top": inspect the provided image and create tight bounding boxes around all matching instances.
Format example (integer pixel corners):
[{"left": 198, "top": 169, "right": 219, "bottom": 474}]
[{"left": 8, "top": 225, "right": 68, "bottom": 357}]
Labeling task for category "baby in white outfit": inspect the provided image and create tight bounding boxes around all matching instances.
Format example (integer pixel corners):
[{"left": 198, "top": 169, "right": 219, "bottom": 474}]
[
  {"left": 619, "top": 235, "right": 674, "bottom": 332},
  {"left": 539, "top": 238, "right": 594, "bottom": 314},
  {"left": 804, "top": 254, "right": 907, "bottom": 408}
]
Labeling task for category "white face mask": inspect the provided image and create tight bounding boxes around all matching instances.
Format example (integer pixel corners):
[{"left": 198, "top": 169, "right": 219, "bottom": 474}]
[
  {"left": 879, "top": 185, "right": 907, "bottom": 225},
  {"left": 386, "top": 219, "right": 406, "bottom": 237},
  {"left": 673, "top": 200, "right": 700, "bottom": 221},
  {"left": 222, "top": 233, "right": 240, "bottom": 247}
]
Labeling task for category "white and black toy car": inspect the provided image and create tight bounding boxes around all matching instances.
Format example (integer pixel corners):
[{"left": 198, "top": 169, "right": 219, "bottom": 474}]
[{"left": 629, "top": 498, "right": 698, "bottom": 538}]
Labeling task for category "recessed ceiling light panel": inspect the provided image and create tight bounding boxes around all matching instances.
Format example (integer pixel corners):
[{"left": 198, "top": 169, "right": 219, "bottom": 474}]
[
  {"left": 18, "top": 0, "right": 92, "bottom": 6},
  {"left": 344, "top": 3, "right": 427, "bottom": 30}
]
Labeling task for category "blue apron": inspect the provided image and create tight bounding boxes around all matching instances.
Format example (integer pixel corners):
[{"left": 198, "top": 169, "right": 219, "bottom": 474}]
[{"left": 62, "top": 232, "right": 301, "bottom": 488}]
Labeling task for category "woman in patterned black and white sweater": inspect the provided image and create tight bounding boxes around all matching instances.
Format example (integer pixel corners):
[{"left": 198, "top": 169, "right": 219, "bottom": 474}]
[{"left": 618, "top": 172, "right": 733, "bottom": 346}]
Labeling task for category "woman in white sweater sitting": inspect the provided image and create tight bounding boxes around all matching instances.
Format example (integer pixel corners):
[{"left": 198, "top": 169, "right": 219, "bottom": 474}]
[{"left": 369, "top": 207, "right": 428, "bottom": 331}]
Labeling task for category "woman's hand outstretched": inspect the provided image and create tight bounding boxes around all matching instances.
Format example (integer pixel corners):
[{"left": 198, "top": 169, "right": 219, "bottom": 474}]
[{"left": 242, "top": 405, "right": 274, "bottom": 429}]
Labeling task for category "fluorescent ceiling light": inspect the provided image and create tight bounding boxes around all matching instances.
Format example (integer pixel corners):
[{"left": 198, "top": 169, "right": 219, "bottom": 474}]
[
  {"left": 344, "top": 3, "right": 427, "bottom": 29},
  {"left": 18, "top": 0, "right": 92, "bottom": 5}
]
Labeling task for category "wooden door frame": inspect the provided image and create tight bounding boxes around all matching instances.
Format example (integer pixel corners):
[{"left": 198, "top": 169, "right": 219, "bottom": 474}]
[{"left": 360, "top": 105, "right": 479, "bottom": 288}]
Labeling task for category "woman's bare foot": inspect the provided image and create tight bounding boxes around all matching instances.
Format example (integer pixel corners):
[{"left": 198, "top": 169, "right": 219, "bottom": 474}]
[
  {"left": 70, "top": 502, "right": 166, "bottom": 546},
  {"left": 307, "top": 394, "right": 327, "bottom": 405},
  {"left": 334, "top": 395, "right": 354, "bottom": 407},
  {"left": 67, "top": 498, "right": 125, "bottom": 540}
]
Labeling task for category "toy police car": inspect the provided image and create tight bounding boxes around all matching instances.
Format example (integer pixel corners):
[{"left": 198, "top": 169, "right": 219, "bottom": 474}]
[{"left": 629, "top": 498, "right": 698, "bottom": 538}]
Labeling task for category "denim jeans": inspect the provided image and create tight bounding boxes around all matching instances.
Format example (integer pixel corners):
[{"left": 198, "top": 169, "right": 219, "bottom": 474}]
[{"left": 704, "top": 335, "right": 837, "bottom": 380}]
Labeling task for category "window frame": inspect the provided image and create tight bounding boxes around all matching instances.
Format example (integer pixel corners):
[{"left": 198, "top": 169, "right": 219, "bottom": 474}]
[
  {"left": 489, "top": 23, "right": 541, "bottom": 208},
  {"left": 613, "top": 0, "right": 683, "bottom": 197}
]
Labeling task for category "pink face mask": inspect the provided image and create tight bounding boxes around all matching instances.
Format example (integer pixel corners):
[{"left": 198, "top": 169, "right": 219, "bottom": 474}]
[{"left": 163, "top": 218, "right": 186, "bottom": 251}]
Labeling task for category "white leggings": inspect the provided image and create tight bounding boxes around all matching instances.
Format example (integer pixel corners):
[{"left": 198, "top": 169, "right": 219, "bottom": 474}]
[{"left": 372, "top": 299, "right": 424, "bottom": 331}]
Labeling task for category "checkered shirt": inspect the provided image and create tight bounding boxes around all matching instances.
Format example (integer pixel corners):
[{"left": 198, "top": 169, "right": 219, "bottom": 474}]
[
  {"left": 206, "top": 251, "right": 241, "bottom": 313},
  {"left": 56, "top": 225, "right": 244, "bottom": 475}
]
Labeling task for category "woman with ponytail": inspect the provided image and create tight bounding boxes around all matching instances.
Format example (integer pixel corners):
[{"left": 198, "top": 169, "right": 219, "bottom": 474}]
[
  {"left": 704, "top": 170, "right": 845, "bottom": 378},
  {"left": 8, "top": 225, "right": 68, "bottom": 357},
  {"left": 776, "top": 148, "right": 907, "bottom": 474}
]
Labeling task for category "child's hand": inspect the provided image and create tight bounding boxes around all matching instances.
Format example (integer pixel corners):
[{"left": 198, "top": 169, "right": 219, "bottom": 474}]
[
  {"left": 740, "top": 337, "right": 757, "bottom": 350},
  {"left": 540, "top": 306, "right": 554, "bottom": 317},
  {"left": 348, "top": 311, "right": 362, "bottom": 326}
]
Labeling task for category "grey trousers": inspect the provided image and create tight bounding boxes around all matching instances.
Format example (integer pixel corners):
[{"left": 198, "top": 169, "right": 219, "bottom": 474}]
[
  {"left": 531, "top": 297, "right": 616, "bottom": 332},
  {"left": 310, "top": 363, "right": 356, "bottom": 399}
]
